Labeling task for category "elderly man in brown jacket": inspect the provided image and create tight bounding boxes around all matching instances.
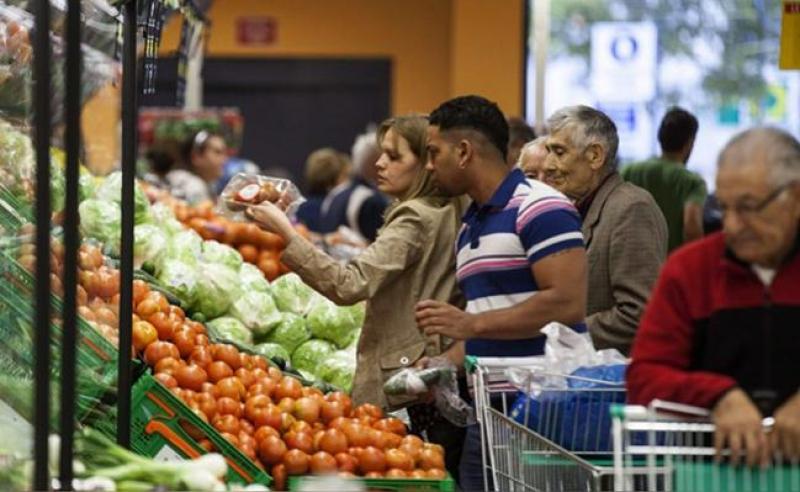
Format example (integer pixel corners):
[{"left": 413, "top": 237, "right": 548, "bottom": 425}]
[{"left": 542, "top": 105, "right": 668, "bottom": 354}]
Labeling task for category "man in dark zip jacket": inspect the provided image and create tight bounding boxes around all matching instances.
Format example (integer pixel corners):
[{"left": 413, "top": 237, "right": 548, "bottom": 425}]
[{"left": 628, "top": 127, "right": 800, "bottom": 468}]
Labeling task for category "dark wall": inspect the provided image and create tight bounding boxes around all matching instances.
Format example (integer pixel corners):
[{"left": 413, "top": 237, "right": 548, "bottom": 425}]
[{"left": 140, "top": 57, "right": 392, "bottom": 184}]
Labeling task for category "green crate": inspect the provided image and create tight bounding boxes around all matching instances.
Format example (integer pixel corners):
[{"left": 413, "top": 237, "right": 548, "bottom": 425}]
[
  {"left": 117, "top": 373, "right": 271, "bottom": 487},
  {"left": 288, "top": 474, "right": 455, "bottom": 491}
]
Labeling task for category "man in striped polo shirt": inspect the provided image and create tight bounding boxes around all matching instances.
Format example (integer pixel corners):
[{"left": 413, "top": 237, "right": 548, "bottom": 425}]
[{"left": 416, "top": 95, "right": 588, "bottom": 490}]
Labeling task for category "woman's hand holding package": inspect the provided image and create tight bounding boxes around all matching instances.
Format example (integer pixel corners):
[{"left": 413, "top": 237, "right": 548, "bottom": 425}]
[{"left": 246, "top": 202, "right": 296, "bottom": 242}]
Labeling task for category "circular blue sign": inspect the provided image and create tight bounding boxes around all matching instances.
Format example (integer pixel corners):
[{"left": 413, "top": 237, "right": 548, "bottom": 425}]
[{"left": 611, "top": 34, "right": 638, "bottom": 62}]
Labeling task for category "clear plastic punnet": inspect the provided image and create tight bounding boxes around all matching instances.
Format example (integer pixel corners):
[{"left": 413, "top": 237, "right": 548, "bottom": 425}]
[{"left": 216, "top": 172, "right": 305, "bottom": 221}]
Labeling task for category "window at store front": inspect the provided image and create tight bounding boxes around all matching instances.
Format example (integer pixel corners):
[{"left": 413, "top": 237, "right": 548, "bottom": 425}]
[{"left": 526, "top": 0, "right": 800, "bottom": 190}]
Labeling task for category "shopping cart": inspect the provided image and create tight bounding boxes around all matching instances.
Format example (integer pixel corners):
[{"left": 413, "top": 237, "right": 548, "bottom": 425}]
[
  {"left": 468, "top": 356, "right": 625, "bottom": 492},
  {"left": 611, "top": 400, "right": 800, "bottom": 492}
]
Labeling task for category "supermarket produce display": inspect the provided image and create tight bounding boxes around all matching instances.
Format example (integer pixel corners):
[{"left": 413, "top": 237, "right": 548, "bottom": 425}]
[{"left": 0, "top": 1, "right": 456, "bottom": 490}]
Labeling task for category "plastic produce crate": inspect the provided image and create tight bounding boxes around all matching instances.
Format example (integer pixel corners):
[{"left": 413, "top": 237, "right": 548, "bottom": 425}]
[
  {"left": 288, "top": 474, "right": 455, "bottom": 491},
  {"left": 109, "top": 373, "right": 271, "bottom": 487}
]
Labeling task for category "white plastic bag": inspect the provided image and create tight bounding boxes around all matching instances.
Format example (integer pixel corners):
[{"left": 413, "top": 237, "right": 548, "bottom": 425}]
[{"left": 216, "top": 172, "right": 305, "bottom": 221}]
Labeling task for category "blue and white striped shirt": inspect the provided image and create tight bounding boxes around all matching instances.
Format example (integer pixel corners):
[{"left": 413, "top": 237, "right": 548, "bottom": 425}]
[{"left": 457, "top": 169, "right": 586, "bottom": 357}]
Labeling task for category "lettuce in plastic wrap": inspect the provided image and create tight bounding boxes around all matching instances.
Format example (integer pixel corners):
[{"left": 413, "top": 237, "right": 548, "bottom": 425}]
[
  {"left": 94, "top": 171, "right": 151, "bottom": 224},
  {"left": 201, "top": 240, "right": 243, "bottom": 271},
  {"left": 191, "top": 263, "right": 239, "bottom": 319},
  {"left": 239, "top": 262, "right": 270, "bottom": 293},
  {"left": 207, "top": 316, "right": 253, "bottom": 346},
  {"left": 134, "top": 223, "right": 167, "bottom": 270},
  {"left": 161, "top": 229, "right": 203, "bottom": 266},
  {"left": 149, "top": 202, "right": 185, "bottom": 237},
  {"left": 263, "top": 313, "right": 311, "bottom": 353},
  {"left": 307, "top": 299, "right": 359, "bottom": 349},
  {"left": 317, "top": 350, "right": 356, "bottom": 393},
  {"left": 156, "top": 259, "right": 198, "bottom": 307},
  {"left": 230, "top": 290, "right": 282, "bottom": 339},
  {"left": 254, "top": 342, "right": 291, "bottom": 366},
  {"left": 271, "top": 273, "right": 323, "bottom": 315},
  {"left": 79, "top": 199, "right": 120, "bottom": 247},
  {"left": 292, "top": 339, "right": 335, "bottom": 376}
]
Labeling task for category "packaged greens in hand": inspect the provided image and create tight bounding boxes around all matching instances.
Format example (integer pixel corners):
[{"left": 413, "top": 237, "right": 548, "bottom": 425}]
[
  {"left": 217, "top": 172, "right": 305, "bottom": 221},
  {"left": 383, "top": 367, "right": 451, "bottom": 396}
]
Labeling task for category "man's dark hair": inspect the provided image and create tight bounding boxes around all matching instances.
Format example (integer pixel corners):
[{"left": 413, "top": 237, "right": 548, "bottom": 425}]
[
  {"left": 429, "top": 95, "right": 510, "bottom": 160},
  {"left": 508, "top": 117, "right": 536, "bottom": 144},
  {"left": 658, "top": 107, "right": 699, "bottom": 153}
]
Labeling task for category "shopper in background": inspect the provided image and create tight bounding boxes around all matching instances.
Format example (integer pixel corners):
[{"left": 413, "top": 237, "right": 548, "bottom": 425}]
[
  {"left": 295, "top": 148, "right": 350, "bottom": 233},
  {"left": 542, "top": 105, "right": 667, "bottom": 355},
  {"left": 506, "top": 116, "right": 537, "bottom": 167},
  {"left": 627, "top": 127, "right": 800, "bottom": 467},
  {"left": 318, "top": 128, "right": 389, "bottom": 242},
  {"left": 247, "top": 115, "right": 468, "bottom": 481},
  {"left": 166, "top": 130, "right": 228, "bottom": 204},
  {"left": 416, "top": 95, "right": 588, "bottom": 490},
  {"left": 622, "top": 107, "right": 708, "bottom": 252},
  {"left": 517, "top": 136, "right": 549, "bottom": 180}
]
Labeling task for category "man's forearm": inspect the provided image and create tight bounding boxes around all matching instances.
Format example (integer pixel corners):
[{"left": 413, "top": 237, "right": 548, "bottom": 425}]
[
  {"left": 471, "top": 290, "right": 584, "bottom": 340},
  {"left": 683, "top": 204, "right": 704, "bottom": 243}
]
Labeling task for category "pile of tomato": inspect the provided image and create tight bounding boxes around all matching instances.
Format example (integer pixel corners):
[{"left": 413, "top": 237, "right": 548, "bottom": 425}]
[{"left": 132, "top": 281, "right": 446, "bottom": 490}]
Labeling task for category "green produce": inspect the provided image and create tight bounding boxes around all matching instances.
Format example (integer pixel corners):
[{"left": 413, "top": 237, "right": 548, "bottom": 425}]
[
  {"left": 192, "top": 263, "right": 239, "bottom": 319},
  {"left": 162, "top": 229, "right": 203, "bottom": 265},
  {"left": 94, "top": 171, "right": 151, "bottom": 224},
  {"left": 78, "top": 166, "right": 97, "bottom": 202},
  {"left": 78, "top": 199, "right": 120, "bottom": 249},
  {"left": 238, "top": 262, "right": 270, "bottom": 293},
  {"left": 253, "top": 342, "right": 291, "bottom": 365},
  {"left": 291, "top": 339, "right": 335, "bottom": 375},
  {"left": 149, "top": 202, "right": 184, "bottom": 237},
  {"left": 74, "top": 428, "right": 231, "bottom": 491},
  {"left": 134, "top": 223, "right": 167, "bottom": 270},
  {"left": 317, "top": 350, "right": 356, "bottom": 393},
  {"left": 49, "top": 155, "right": 66, "bottom": 214},
  {"left": 201, "top": 240, "right": 243, "bottom": 271},
  {"left": 270, "top": 273, "right": 323, "bottom": 315},
  {"left": 156, "top": 259, "right": 199, "bottom": 307},
  {"left": 207, "top": 316, "right": 252, "bottom": 345},
  {"left": 263, "top": 313, "right": 311, "bottom": 353},
  {"left": 229, "top": 290, "right": 281, "bottom": 338},
  {"left": 346, "top": 302, "right": 366, "bottom": 328},
  {"left": 306, "top": 299, "right": 359, "bottom": 349}
]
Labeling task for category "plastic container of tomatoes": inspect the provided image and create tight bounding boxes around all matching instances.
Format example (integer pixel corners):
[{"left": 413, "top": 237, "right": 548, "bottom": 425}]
[
  {"left": 115, "top": 373, "right": 272, "bottom": 487},
  {"left": 217, "top": 173, "right": 306, "bottom": 222}
]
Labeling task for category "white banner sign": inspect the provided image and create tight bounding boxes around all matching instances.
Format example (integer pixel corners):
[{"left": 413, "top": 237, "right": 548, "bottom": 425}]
[{"left": 591, "top": 22, "right": 658, "bottom": 103}]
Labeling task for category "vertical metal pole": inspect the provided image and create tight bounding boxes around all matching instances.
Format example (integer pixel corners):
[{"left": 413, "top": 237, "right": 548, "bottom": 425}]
[
  {"left": 33, "top": 0, "right": 52, "bottom": 488},
  {"left": 533, "top": 0, "right": 550, "bottom": 127},
  {"left": 521, "top": 0, "right": 531, "bottom": 119},
  {"left": 117, "top": 0, "right": 138, "bottom": 448},
  {"left": 59, "top": 0, "right": 82, "bottom": 487}
]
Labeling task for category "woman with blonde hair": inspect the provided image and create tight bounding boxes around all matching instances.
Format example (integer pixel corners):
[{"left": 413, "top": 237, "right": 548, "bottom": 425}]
[{"left": 248, "top": 114, "right": 467, "bottom": 480}]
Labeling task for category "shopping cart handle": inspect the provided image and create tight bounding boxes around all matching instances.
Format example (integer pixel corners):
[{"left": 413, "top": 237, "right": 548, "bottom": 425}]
[{"left": 464, "top": 355, "right": 478, "bottom": 374}]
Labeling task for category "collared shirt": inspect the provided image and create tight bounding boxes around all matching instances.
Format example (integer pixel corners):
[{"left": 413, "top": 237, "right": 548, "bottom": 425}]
[{"left": 456, "top": 169, "right": 586, "bottom": 357}]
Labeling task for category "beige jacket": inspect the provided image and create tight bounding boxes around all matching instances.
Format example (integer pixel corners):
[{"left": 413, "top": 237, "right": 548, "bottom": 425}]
[
  {"left": 583, "top": 172, "right": 668, "bottom": 355},
  {"left": 281, "top": 196, "right": 465, "bottom": 410}
]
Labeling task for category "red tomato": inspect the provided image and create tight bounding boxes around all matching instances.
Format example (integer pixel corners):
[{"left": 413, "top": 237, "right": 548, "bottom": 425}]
[
  {"left": 213, "top": 344, "right": 242, "bottom": 370},
  {"left": 310, "top": 451, "right": 338, "bottom": 474},
  {"left": 174, "top": 364, "right": 208, "bottom": 392},
  {"left": 216, "top": 397, "right": 242, "bottom": 418},
  {"left": 213, "top": 414, "right": 240, "bottom": 435},
  {"left": 292, "top": 397, "right": 321, "bottom": 424},
  {"left": 216, "top": 377, "right": 246, "bottom": 401},
  {"left": 335, "top": 452, "right": 358, "bottom": 473},
  {"left": 259, "top": 435, "right": 288, "bottom": 465},
  {"left": 284, "top": 431, "right": 315, "bottom": 455},
  {"left": 144, "top": 342, "right": 180, "bottom": 366},
  {"left": 207, "top": 361, "right": 234, "bottom": 383},
  {"left": 189, "top": 346, "right": 214, "bottom": 368},
  {"left": 358, "top": 446, "right": 386, "bottom": 474},
  {"left": 283, "top": 449, "right": 310, "bottom": 475}
]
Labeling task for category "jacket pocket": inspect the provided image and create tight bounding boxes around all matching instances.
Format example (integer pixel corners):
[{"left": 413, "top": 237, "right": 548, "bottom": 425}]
[{"left": 379, "top": 340, "right": 427, "bottom": 410}]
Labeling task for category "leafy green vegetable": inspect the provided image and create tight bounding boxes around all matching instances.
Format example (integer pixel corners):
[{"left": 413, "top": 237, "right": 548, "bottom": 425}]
[
  {"left": 318, "top": 350, "right": 356, "bottom": 393},
  {"left": 149, "top": 202, "right": 184, "bottom": 237},
  {"left": 239, "top": 262, "right": 270, "bottom": 293},
  {"left": 229, "top": 290, "right": 281, "bottom": 339},
  {"left": 94, "top": 171, "right": 151, "bottom": 224},
  {"left": 271, "top": 273, "right": 323, "bottom": 315},
  {"left": 207, "top": 316, "right": 252, "bottom": 346},
  {"left": 156, "top": 259, "right": 198, "bottom": 307},
  {"left": 49, "top": 153, "right": 65, "bottom": 214},
  {"left": 79, "top": 199, "right": 120, "bottom": 248},
  {"left": 134, "top": 224, "right": 167, "bottom": 270},
  {"left": 201, "top": 240, "right": 243, "bottom": 271},
  {"left": 78, "top": 165, "right": 97, "bottom": 202},
  {"left": 264, "top": 313, "right": 311, "bottom": 353},
  {"left": 192, "top": 263, "right": 239, "bottom": 319},
  {"left": 307, "top": 299, "right": 359, "bottom": 349},
  {"left": 292, "top": 339, "right": 335, "bottom": 375},
  {"left": 253, "top": 342, "right": 291, "bottom": 365},
  {"left": 162, "top": 229, "right": 203, "bottom": 266}
]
